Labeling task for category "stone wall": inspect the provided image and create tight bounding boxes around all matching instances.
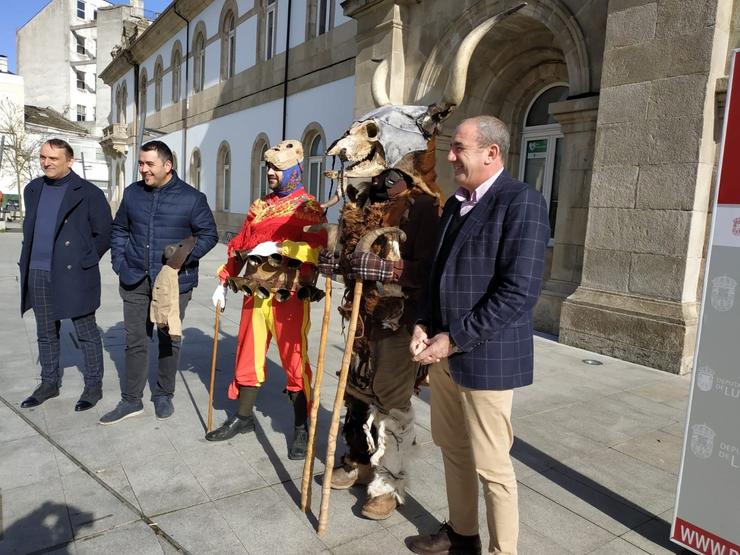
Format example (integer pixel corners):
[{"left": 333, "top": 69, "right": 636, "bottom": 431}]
[{"left": 560, "top": 0, "right": 734, "bottom": 373}]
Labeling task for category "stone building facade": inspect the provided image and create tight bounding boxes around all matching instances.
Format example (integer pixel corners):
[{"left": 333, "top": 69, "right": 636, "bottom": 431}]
[{"left": 99, "top": 0, "right": 740, "bottom": 375}]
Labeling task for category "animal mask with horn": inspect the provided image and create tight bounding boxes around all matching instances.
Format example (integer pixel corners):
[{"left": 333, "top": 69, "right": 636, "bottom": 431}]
[{"left": 325, "top": 3, "right": 526, "bottom": 202}]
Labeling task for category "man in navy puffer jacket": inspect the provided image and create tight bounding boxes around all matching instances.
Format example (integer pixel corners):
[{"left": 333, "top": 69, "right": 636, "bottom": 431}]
[{"left": 100, "top": 141, "right": 218, "bottom": 424}]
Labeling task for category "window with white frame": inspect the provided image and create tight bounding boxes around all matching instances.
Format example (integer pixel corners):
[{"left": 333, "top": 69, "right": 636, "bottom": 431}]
[
  {"left": 76, "top": 104, "right": 86, "bottom": 122},
  {"left": 316, "top": 0, "right": 334, "bottom": 36},
  {"left": 259, "top": 145, "right": 269, "bottom": 198},
  {"left": 76, "top": 35, "right": 85, "bottom": 55},
  {"left": 217, "top": 143, "right": 232, "bottom": 211},
  {"left": 139, "top": 70, "right": 148, "bottom": 115},
  {"left": 307, "top": 134, "right": 326, "bottom": 201},
  {"left": 76, "top": 70, "right": 85, "bottom": 91},
  {"left": 154, "top": 60, "right": 163, "bottom": 112},
  {"left": 190, "top": 149, "right": 201, "bottom": 190},
  {"left": 265, "top": 0, "right": 277, "bottom": 60},
  {"left": 519, "top": 84, "right": 569, "bottom": 240},
  {"left": 222, "top": 11, "right": 236, "bottom": 80},
  {"left": 120, "top": 82, "right": 127, "bottom": 124},
  {"left": 194, "top": 31, "right": 206, "bottom": 92},
  {"left": 171, "top": 47, "right": 182, "bottom": 102},
  {"left": 76, "top": 0, "right": 85, "bottom": 19}
]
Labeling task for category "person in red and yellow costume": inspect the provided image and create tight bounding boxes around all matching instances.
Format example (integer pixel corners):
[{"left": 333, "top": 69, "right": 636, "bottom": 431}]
[{"left": 205, "top": 139, "right": 325, "bottom": 460}]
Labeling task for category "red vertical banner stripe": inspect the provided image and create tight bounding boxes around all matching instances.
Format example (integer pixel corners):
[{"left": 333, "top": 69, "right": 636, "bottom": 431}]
[{"left": 718, "top": 53, "right": 740, "bottom": 206}]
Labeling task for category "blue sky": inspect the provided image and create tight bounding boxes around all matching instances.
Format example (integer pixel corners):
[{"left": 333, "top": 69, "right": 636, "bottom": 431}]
[{"left": 1, "top": 0, "right": 172, "bottom": 73}]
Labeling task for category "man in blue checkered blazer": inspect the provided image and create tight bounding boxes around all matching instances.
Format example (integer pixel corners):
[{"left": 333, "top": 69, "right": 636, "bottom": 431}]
[{"left": 406, "top": 116, "right": 550, "bottom": 555}]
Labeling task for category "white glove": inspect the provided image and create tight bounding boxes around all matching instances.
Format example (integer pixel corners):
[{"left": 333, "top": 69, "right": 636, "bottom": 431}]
[
  {"left": 212, "top": 284, "right": 227, "bottom": 311},
  {"left": 248, "top": 241, "right": 281, "bottom": 257}
]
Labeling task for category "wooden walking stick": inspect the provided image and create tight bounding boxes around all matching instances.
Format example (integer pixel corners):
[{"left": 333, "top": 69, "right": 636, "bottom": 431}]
[
  {"left": 300, "top": 222, "right": 341, "bottom": 512},
  {"left": 317, "top": 226, "right": 406, "bottom": 535},
  {"left": 317, "top": 277, "right": 362, "bottom": 535},
  {"left": 300, "top": 275, "right": 332, "bottom": 512},
  {"left": 207, "top": 301, "right": 222, "bottom": 433}
]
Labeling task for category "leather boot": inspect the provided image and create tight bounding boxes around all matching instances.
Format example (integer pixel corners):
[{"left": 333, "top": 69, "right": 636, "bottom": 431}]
[
  {"left": 288, "top": 424, "right": 308, "bottom": 460},
  {"left": 205, "top": 386, "right": 258, "bottom": 441},
  {"left": 205, "top": 414, "right": 255, "bottom": 441},
  {"left": 75, "top": 386, "right": 102, "bottom": 412},
  {"left": 406, "top": 522, "right": 482, "bottom": 555},
  {"left": 361, "top": 492, "right": 397, "bottom": 520},
  {"left": 21, "top": 382, "right": 59, "bottom": 408},
  {"left": 287, "top": 389, "right": 308, "bottom": 460},
  {"left": 330, "top": 458, "right": 373, "bottom": 490}
]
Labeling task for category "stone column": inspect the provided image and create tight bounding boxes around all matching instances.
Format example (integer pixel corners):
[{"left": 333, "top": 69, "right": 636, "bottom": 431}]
[
  {"left": 342, "top": 0, "right": 408, "bottom": 116},
  {"left": 559, "top": 0, "right": 732, "bottom": 373},
  {"left": 535, "top": 96, "right": 599, "bottom": 335}
]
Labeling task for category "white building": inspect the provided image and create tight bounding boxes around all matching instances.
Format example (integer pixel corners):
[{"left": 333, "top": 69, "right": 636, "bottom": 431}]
[
  {"left": 100, "top": 0, "right": 355, "bottom": 235},
  {"left": 17, "top": 0, "right": 151, "bottom": 191},
  {"left": 0, "top": 54, "right": 26, "bottom": 201}
]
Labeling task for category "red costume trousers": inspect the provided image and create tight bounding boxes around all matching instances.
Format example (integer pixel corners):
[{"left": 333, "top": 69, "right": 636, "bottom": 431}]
[{"left": 227, "top": 293, "right": 313, "bottom": 402}]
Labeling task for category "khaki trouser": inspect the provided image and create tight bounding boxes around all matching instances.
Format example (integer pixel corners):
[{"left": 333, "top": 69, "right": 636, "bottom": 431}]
[{"left": 430, "top": 360, "right": 518, "bottom": 555}]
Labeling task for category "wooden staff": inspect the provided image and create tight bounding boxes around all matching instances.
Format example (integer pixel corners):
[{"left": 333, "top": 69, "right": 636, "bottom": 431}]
[
  {"left": 300, "top": 276, "right": 332, "bottom": 512},
  {"left": 207, "top": 301, "right": 222, "bottom": 433},
  {"left": 317, "top": 278, "right": 363, "bottom": 535}
]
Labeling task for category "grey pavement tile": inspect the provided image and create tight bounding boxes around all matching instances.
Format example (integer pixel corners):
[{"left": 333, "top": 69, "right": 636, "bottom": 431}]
[
  {"left": 659, "top": 421, "right": 686, "bottom": 439},
  {"left": 153, "top": 502, "right": 247, "bottom": 554},
  {"left": 0, "top": 402, "right": 38, "bottom": 442},
  {"left": 590, "top": 537, "right": 652, "bottom": 554},
  {"left": 74, "top": 521, "right": 164, "bottom": 555},
  {"left": 610, "top": 430, "right": 683, "bottom": 475},
  {"left": 628, "top": 381, "right": 691, "bottom": 404},
  {"left": 121, "top": 451, "right": 209, "bottom": 515},
  {"left": 92, "top": 463, "right": 143, "bottom": 511},
  {"left": 519, "top": 468, "right": 654, "bottom": 536},
  {"left": 515, "top": 401, "right": 636, "bottom": 447},
  {"left": 330, "top": 529, "right": 408, "bottom": 554},
  {"left": 519, "top": 484, "right": 617, "bottom": 553},
  {"left": 52, "top": 425, "right": 121, "bottom": 472},
  {"left": 0, "top": 435, "right": 60, "bottom": 490},
  {"left": 619, "top": 510, "right": 683, "bottom": 555},
  {"left": 0, "top": 477, "right": 74, "bottom": 554},
  {"left": 269, "top": 475, "right": 384, "bottom": 549},
  {"left": 518, "top": 521, "right": 572, "bottom": 554},
  {"left": 215, "top": 486, "right": 328, "bottom": 554},
  {"left": 179, "top": 443, "right": 270, "bottom": 500},
  {"left": 105, "top": 422, "right": 178, "bottom": 463},
  {"left": 600, "top": 391, "right": 684, "bottom": 422},
  {"left": 557, "top": 448, "right": 678, "bottom": 517},
  {"left": 59, "top": 469, "right": 140, "bottom": 538},
  {"left": 512, "top": 419, "right": 605, "bottom": 479}
]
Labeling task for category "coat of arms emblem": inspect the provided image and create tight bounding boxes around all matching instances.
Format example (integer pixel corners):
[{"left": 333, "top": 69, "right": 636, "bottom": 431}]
[
  {"left": 696, "top": 366, "right": 715, "bottom": 392},
  {"left": 690, "top": 424, "right": 715, "bottom": 459},
  {"left": 710, "top": 275, "right": 737, "bottom": 312}
]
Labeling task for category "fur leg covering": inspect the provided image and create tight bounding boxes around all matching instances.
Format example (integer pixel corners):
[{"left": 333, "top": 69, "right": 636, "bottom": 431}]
[{"left": 366, "top": 405, "right": 415, "bottom": 504}]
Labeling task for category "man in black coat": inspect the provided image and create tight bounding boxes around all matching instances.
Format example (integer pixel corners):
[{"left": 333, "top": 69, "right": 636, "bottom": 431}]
[
  {"left": 99, "top": 140, "right": 218, "bottom": 425},
  {"left": 19, "top": 138, "right": 113, "bottom": 412}
]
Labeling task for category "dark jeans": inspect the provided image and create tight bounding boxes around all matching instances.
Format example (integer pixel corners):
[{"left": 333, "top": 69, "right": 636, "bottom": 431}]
[
  {"left": 119, "top": 277, "right": 191, "bottom": 402},
  {"left": 29, "top": 269, "right": 104, "bottom": 388}
]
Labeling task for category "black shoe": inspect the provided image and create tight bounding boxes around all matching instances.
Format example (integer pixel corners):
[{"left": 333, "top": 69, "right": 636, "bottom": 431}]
[
  {"left": 154, "top": 396, "right": 174, "bottom": 420},
  {"left": 99, "top": 400, "right": 144, "bottom": 425},
  {"left": 75, "top": 386, "right": 102, "bottom": 412},
  {"left": 205, "top": 415, "right": 255, "bottom": 441},
  {"left": 406, "top": 522, "right": 482, "bottom": 555},
  {"left": 288, "top": 425, "right": 308, "bottom": 460},
  {"left": 21, "top": 382, "right": 60, "bottom": 408}
]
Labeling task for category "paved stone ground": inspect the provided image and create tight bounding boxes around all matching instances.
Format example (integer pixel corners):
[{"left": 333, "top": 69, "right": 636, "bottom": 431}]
[{"left": 0, "top": 226, "right": 692, "bottom": 554}]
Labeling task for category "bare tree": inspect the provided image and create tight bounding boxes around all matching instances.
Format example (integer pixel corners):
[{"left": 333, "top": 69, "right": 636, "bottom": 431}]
[{"left": 0, "top": 99, "right": 44, "bottom": 220}]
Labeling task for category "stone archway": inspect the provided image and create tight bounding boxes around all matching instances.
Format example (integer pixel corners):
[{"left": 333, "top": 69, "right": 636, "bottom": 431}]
[
  {"left": 412, "top": 0, "right": 591, "bottom": 107},
  {"left": 412, "top": 0, "right": 599, "bottom": 336}
]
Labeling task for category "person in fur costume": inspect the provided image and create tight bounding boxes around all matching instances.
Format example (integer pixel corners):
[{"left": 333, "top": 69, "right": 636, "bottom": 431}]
[
  {"left": 318, "top": 169, "right": 439, "bottom": 519},
  {"left": 206, "top": 140, "right": 326, "bottom": 460}
]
